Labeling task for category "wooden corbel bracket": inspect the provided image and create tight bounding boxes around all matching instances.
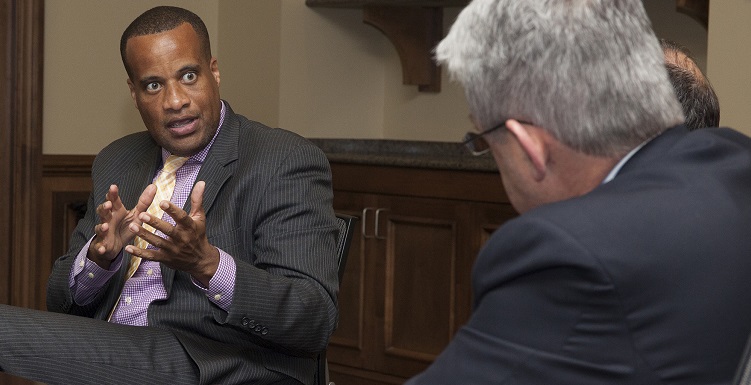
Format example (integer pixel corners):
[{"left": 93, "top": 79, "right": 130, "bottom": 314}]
[
  {"left": 308, "top": 0, "right": 706, "bottom": 92},
  {"left": 676, "top": 0, "right": 709, "bottom": 29},
  {"left": 363, "top": 5, "right": 443, "bottom": 92}
]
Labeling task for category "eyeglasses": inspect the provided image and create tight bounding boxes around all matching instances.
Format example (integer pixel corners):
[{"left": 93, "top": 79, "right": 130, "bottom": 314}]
[{"left": 462, "top": 120, "right": 532, "bottom": 156}]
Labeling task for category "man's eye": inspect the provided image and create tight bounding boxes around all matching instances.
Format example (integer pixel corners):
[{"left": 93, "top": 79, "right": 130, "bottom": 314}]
[
  {"left": 183, "top": 72, "right": 197, "bottom": 82},
  {"left": 146, "top": 82, "right": 160, "bottom": 92}
]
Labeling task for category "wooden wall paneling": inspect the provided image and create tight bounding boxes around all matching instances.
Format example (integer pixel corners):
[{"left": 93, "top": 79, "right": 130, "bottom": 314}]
[
  {"left": 0, "top": 1, "right": 46, "bottom": 383},
  {"left": 10, "top": 0, "right": 44, "bottom": 310},
  {"left": 330, "top": 163, "right": 506, "bottom": 204},
  {"left": 39, "top": 154, "right": 94, "bottom": 310},
  {"left": 0, "top": 0, "right": 44, "bottom": 310},
  {"left": 0, "top": 0, "right": 13, "bottom": 306}
]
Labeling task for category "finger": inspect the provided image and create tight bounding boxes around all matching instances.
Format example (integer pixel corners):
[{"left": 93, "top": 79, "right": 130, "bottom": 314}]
[
  {"left": 133, "top": 213, "right": 180, "bottom": 253},
  {"left": 140, "top": 207, "right": 178, "bottom": 237},
  {"left": 188, "top": 181, "right": 206, "bottom": 217},
  {"left": 125, "top": 243, "right": 160, "bottom": 262},
  {"left": 106, "top": 184, "right": 124, "bottom": 210},
  {"left": 163, "top": 198, "right": 192, "bottom": 229},
  {"left": 92, "top": 241, "right": 106, "bottom": 256},
  {"left": 92, "top": 222, "right": 108, "bottom": 244},
  {"left": 134, "top": 184, "right": 158, "bottom": 215},
  {"left": 129, "top": 221, "right": 167, "bottom": 250},
  {"left": 95, "top": 200, "right": 113, "bottom": 219}
]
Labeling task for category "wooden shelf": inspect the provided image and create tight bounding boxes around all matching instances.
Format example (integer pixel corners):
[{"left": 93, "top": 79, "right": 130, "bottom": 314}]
[
  {"left": 307, "top": 0, "right": 710, "bottom": 93},
  {"left": 306, "top": 0, "right": 467, "bottom": 7},
  {"left": 307, "top": 0, "right": 468, "bottom": 92}
]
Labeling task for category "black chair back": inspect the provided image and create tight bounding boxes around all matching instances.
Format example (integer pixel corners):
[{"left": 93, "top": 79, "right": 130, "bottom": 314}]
[{"left": 315, "top": 213, "right": 358, "bottom": 385}]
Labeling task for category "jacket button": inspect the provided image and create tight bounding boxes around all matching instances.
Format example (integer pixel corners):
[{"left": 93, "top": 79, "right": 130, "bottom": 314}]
[
  {"left": 261, "top": 327, "right": 269, "bottom": 335},
  {"left": 241, "top": 317, "right": 250, "bottom": 327},
  {"left": 254, "top": 325, "right": 262, "bottom": 333}
]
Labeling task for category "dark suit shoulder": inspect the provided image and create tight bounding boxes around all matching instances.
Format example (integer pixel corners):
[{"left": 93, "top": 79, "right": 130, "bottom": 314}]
[
  {"left": 229, "top": 112, "right": 327, "bottom": 167},
  {"left": 235, "top": 114, "right": 315, "bottom": 147},
  {"left": 92, "top": 131, "right": 157, "bottom": 173}
]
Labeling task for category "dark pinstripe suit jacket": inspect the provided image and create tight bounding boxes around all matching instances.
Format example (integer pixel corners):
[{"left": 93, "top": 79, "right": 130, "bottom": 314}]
[{"left": 47, "top": 102, "right": 339, "bottom": 385}]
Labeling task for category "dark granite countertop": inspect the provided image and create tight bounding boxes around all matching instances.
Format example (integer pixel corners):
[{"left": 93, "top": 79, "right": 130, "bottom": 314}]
[{"left": 308, "top": 138, "right": 498, "bottom": 172}]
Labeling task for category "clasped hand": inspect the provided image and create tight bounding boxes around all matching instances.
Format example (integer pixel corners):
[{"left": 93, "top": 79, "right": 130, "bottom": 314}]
[{"left": 88, "top": 181, "right": 219, "bottom": 285}]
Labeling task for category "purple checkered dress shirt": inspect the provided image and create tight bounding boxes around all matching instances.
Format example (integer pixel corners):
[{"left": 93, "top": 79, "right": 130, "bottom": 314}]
[{"left": 70, "top": 102, "right": 236, "bottom": 326}]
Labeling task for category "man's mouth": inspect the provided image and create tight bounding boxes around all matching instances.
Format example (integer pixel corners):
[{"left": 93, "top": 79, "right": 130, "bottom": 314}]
[
  {"left": 168, "top": 117, "right": 195, "bottom": 128},
  {"left": 166, "top": 117, "right": 198, "bottom": 135}
]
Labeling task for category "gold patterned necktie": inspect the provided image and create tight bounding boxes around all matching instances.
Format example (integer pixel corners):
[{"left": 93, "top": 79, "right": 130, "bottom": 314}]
[{"left": 126, "top": 154, "right": 189, "bottom": 279}]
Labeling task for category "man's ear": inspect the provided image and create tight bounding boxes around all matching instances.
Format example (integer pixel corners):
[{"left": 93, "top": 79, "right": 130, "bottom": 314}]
[
  {"left": 210, "top": 57, "right": 220, "bottom": 87},
  {"left": 127, "top": 78, "right": 137, "bottom": 107},
  {"left": 505, "top": 119, "right": 547, "bottom": 181}
]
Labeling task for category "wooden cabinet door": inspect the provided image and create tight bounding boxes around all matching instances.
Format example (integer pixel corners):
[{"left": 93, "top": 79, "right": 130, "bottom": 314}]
[
  {"left": 368, "top": 197, "right": 518, "bottom": 381},
  {"left": 331, "top": 192, "right": 468, "bottom": 383},
  {"left": 332, "top": 192, "right": 502, "bottom": 378},
  {"left": 329, "top": 175, "right": 517, "bottom": 385},
  {"left": 365, "top": 195, "right": 469, "bottom": 379}
]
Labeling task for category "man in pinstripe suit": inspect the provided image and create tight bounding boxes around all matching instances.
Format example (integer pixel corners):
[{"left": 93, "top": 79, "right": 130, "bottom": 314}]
[{"left": 0, "top": 6, "right": 338, "bottom": 385}]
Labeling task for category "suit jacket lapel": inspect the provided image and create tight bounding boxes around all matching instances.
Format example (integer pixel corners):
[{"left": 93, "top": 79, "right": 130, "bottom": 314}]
[
  {"left": 121, "top": 147, "right": 161, "bottom": 208},
  {"left": 183, "top": 102, "right": 239, "bottom": 215},
  {"left": 162, "top": 101, "right": 239, "bottom": 293}
]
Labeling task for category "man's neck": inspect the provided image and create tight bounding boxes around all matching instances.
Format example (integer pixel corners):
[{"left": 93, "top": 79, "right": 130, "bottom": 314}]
[{"left": 544, "top": 141, "right": 624, "bottom": 204}]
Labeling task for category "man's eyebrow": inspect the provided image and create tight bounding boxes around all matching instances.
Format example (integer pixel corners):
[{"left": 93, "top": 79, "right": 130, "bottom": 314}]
[
  {"left": 178, "top": 64, "right": 200, "bottom": 73},
  {"left": 138, "top": 75, "right": 162, "bottom": 85}
]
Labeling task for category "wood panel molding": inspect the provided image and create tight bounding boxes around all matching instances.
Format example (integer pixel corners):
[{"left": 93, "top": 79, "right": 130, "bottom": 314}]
[
  {"left": 43, "top": 154, "right": 96, "bottom": 177},
  {"left": 0, "top": 0, "right": 45, "bottom": 309},
  {"left": 0, "top": 1, "right": 45, "bottom": 383},
  {"left": 39, "top": 154, "right": 94, "bottom": 310},
  {"left": 0, "top": 0, "right": 12, "bottom": 306}
]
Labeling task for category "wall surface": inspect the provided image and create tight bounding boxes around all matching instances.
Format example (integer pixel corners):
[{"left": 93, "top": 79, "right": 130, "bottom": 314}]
[
  {"left": 217, "top": 1, "right": 282, "bottom": 130},
  {"left": 707, "top": 0, "right": 751, "bottom": 134},
  {"left": 643, "top": 0, "right": 709, "bottom": 71},
  {"left": 43, "top": 0, "right": 218, "bottom": 154},
  {"left": 43, "top": 0, "right": 729, "bottom": 155}
]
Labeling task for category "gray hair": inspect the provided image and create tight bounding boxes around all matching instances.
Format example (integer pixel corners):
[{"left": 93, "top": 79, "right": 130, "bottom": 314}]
[{"left": 436, "top": 0, "right": 685, "bottom": 157}]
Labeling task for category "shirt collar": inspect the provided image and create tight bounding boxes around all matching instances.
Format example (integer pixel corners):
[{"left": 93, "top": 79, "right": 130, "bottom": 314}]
[{"left": 602, "top": 139, "right": 648, "bottom": 184}]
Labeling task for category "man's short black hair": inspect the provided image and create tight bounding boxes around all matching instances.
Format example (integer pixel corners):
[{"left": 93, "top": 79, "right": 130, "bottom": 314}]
[
  {"left": 660, "top": 39, "right": 720, "bottom": 130},
  {"left": 120, "top": 6, "right": 212, "bottom": 79}
]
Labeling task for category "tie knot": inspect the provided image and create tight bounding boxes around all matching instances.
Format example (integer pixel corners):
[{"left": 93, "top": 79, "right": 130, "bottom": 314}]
[{"left": 162, "top": 155, "right": 189, "bottom": 174}]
